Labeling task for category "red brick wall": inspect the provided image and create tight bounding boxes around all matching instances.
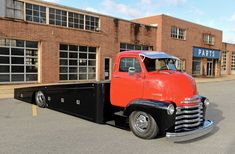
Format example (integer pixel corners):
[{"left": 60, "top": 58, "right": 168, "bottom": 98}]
[{"left": 0, "top": 17, "right": 157, "bottom": 83}]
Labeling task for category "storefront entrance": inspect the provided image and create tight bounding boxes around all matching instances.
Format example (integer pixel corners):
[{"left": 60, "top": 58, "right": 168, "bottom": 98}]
[
  {"left": 192, "top": 47, "right": 220, "bottom": 77},
  {"left": 206, "top": 59, "right": 214, "bottom": 77}
]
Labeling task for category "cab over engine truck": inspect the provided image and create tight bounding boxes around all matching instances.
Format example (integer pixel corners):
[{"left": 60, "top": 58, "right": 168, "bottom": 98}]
[{"left": 14, "top": 51, "right": 214, "bottom": 142}]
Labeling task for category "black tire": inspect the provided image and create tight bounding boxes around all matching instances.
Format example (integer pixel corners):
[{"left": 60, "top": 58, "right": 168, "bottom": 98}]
[
  {"left": 129, "top": 111, "right": 159, "bottom": 139},
  {"left": 35, "top": 91, "right": 47, "bottom": 108}
]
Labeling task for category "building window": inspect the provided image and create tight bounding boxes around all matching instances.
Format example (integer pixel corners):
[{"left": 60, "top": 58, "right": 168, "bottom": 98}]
[
  {"left": 192, "top": 58, "right": 201, "bottom": 75},
  {"left": 6, "top": 0, "right": 24, "bottom": 19},
  {"left": 203, "top": 34, "right": 215, "bottom": 45},
  {"left": 68, "top": 12, "right": 84, "bottom": 29},
  {"left": 85, "top": 15, "right": 99, "bottom": 31},
  {"left": 171, "top": 26, "right": 186, "bottom": 40},
  {"left": 49, "top": 8, "right": 67, "bottom": 27},
  {"left": 120, "top": 43, "right": 153, "bottom": 52},
  {"left": 59, "top": 44, "right": 96, "bottom": 81},
  {"left": 26, "top": 3, "right": 46, "bottom": 23},
  {"left": 0, "top": 38, "right": 38, "bottom": 83},
  {"left": 221, "top": 51, "right": 227, "bottom": 71},
  {"left": 232, "top": 52, "right": 235, "bottom": 71}
]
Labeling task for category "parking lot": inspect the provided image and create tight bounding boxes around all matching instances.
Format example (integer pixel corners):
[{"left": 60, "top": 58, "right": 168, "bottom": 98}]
[{"left": 0, "top": 80, "right": 235, "bottom": 154}]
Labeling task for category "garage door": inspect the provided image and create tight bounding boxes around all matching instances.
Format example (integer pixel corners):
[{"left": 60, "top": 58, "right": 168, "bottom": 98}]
[{"left": 0, "top": 39, "right": 38, "bottom": 83}]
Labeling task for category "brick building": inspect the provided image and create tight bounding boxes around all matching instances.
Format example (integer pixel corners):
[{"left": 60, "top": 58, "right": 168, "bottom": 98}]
[
  {"left": 0, "top": 0, "right": 234, "bottom": 84},
  {"left": 221, "top": 43, "right": 235, "bottom": 75},
  {"left": 134, "top": 15, "right": 223, "bottom": 77},
  {"left": 0, "top": 0, "right": 156, "bottom": 84}
]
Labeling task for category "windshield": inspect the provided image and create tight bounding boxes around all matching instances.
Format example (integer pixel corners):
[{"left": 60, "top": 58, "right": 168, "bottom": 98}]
[{"left": 143, "top": 57, "right": 177, "bottom": 72}]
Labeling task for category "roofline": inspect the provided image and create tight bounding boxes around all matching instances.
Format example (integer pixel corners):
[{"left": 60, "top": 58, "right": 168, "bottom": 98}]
[
  {"left": 19, "top": 0, "right": 157, "bottom": 28},
  {"left": 222, "top": 42, "right": 235, "bottom": 46},
  {"left": 133, "top": 14, "right": 222, "bottom": 32}
]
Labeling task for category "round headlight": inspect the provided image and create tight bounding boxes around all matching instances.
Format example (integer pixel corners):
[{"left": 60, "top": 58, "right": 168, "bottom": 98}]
[
  {"left": 167, "top": 104, "right": 175, "bottom": 115},
  {"left": 204, "top": 99, "right": 210, "bottom": 107}
]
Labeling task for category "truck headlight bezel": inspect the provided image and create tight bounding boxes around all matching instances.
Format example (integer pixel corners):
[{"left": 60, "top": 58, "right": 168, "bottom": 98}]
[
  {"left": 204, "top": 98, "right": 210, "bottom": 107},
  {"left": 167, "top": 104, "right": 175, "bottom": 115}
]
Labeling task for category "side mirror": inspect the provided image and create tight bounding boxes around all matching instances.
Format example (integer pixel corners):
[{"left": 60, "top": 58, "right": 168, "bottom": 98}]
[{"left": 128, "top": 67, "right": 136, "bottom": 76}]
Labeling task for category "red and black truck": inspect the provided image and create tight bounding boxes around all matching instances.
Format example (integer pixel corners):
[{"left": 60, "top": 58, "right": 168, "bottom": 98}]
[{"left": 14, "top": 51, "right": 214, "bottom": 142}]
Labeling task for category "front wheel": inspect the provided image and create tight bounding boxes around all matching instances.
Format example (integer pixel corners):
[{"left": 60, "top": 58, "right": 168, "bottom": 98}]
[
  {"left": 129, "top": 111, "right": 159, "bottom": 139},
  {"left": 35, "top": 91, "right": 47, "bottom": 108}
]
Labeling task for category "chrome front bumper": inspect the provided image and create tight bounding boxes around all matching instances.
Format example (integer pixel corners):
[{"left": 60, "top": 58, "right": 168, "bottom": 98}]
[{"left": 166, "top": 120, "right": 214, "bottom": 142}]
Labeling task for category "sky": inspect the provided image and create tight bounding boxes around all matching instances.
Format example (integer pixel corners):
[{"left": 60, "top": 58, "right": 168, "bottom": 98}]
[{"left": 44, "top": 0, "right": 235, "bottom": 44}]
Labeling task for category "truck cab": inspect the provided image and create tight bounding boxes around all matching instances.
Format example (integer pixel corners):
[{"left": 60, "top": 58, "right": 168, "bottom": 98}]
[{"left": 111, "top": 51, "right": 213, "bottom": 141}]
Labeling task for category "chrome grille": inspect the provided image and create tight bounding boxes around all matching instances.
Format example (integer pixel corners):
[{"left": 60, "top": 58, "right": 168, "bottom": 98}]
[{"left": 174, "top": 103, "right": 204, "bottom": 132}]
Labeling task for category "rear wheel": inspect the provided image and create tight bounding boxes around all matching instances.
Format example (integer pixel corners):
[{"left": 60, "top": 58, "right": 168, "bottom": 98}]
[
  {"left": 35, "top": 91, "right": 47, "bottom": 108},
  {"left": 129, "top": 111, "right": 159, "bottom": 139}
]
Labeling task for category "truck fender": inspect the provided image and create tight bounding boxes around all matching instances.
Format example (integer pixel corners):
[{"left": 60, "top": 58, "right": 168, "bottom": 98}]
[
  {"left": 123, "top": 99, "right": 176, "bottom": 134},
  {"left": 123, "top": 99, "right": 170, "bottom": 116}
]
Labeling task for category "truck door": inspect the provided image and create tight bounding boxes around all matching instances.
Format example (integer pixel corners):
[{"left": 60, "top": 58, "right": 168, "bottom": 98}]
[{"left": 111, "top": 57, "right": 144, "bottom": 107}]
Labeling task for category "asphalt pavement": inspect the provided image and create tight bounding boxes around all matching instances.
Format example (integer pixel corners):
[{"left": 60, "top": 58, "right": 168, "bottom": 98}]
[{"left": 0, "top": 80, "right": 235, "bottom": 154}]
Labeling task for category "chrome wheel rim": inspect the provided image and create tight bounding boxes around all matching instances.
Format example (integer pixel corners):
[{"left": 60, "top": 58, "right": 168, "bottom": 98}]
[
  {"left": 134, "top": 112, "right": 150, "bottom": 132},
  {"left": 36, "top": 91, "right": 46, "bottom": 105}
]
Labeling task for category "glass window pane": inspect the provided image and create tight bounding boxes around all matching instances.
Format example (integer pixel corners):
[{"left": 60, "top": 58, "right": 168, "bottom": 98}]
[
  {"left": 69, "top": 74, "right": 77, "bottom": 80},
  {"left": 26, "top": 3, "right": 32, "bottom": 9},
  {"left": 79, "top": 67, "right": 87, "bottom": 73},
  {"left": 0, "top": 47, "right": 10, "bottom": 55},
  {"left": 26, "top": 49, "right": 37, "bottom": 56},
  {"left": 69, "top": 60, "right": 77, "bottom": 65},
  {"left": 79, "top": 53, "right": 87, "bottom": 59},
  {"left": 79, "top": 74, "right": 87, "bottom": 80},
  {"left": 142, "top": 46, "right": 149, "bottom": 50},
  {"left": 12, "top": 57, "right": 25, "bottom": 64},
  {"left": 26, "top": 74, "right": 37, "bottom": 81},
  {"left": 26, "top": 57, "right": 37, "bottom": 65},
  {"left": 60, "top": 44, "right": 68, "bottom": 50},
  {"left": 89, "top": 47, "right": 96, "bottom": 53},
  {"left": 60, "top": 67, "right": 68, "bottom": 73},
  {"left": 88, "top": 60, "right": 96, "bottom": 66},
  {"left": 0, "top": 57, "right": 9, "bottom": 64},
  {"left": 12, "top": 66, "right": 24, "bottom": 73},
  {"left": 69, "top": 67, "right": 77, "bottom": 73},
  {"left": 26, "top": 41, "right": 38, "bottom": 48},
  {"left": 88, "top": 54, "right": 96, "bottom": 59},
  {"left": 60, "top": 74, "right": 67, "bottom": 80},
  {"left": 127, "top": 44, "right": 134, "bottom": 50},
  {"left": 79, "top": 46, "right": 87, "bottom": 52},
  {"left": 69, "top": 45, "right": 78, "bottom": 51},
  {"left": 135, "top": 45, "right": 141, "bottom": 50},
  {"left": 79, "top": 59, "right": 87, "bottom": 66},
  {"left": 12, "top": 74, "right": 24, "bottom": 82},
  {"left": 60, "top": 52, "right": 68, "bottom": 58},
  {"left": 69, "top": 53, "right": 77, "bottom": 58},
  {"left": 26, "top": 66, "right": 38, "bottom": 73},
  {"left": 0, "top": 66, "right": 9, "bottom": 73},
  {"left": 0, "top": 74, "right": 10, "bottom": 82},
  {"left": 88, "top": 67, "right": 96, "bottom": 73},
  {"left": 26, "top": 15, "right": 32, "bottom": 21},
  {"left": 33, "top": 5, "right": 39, "bottom": 11},
  {"left": 60, "top": 59, "right": 68, "bottom": 65},
  {"left": 11, "top": 48, "right": 24, "bottom": 56},
  {"left": 88, "top": 74, "right": 96, "bottom": 80}
]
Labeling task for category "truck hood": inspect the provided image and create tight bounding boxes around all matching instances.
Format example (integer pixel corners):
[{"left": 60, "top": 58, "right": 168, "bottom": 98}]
[{"left": 145, "top": 70, "right": 198, "bottom": 106}]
